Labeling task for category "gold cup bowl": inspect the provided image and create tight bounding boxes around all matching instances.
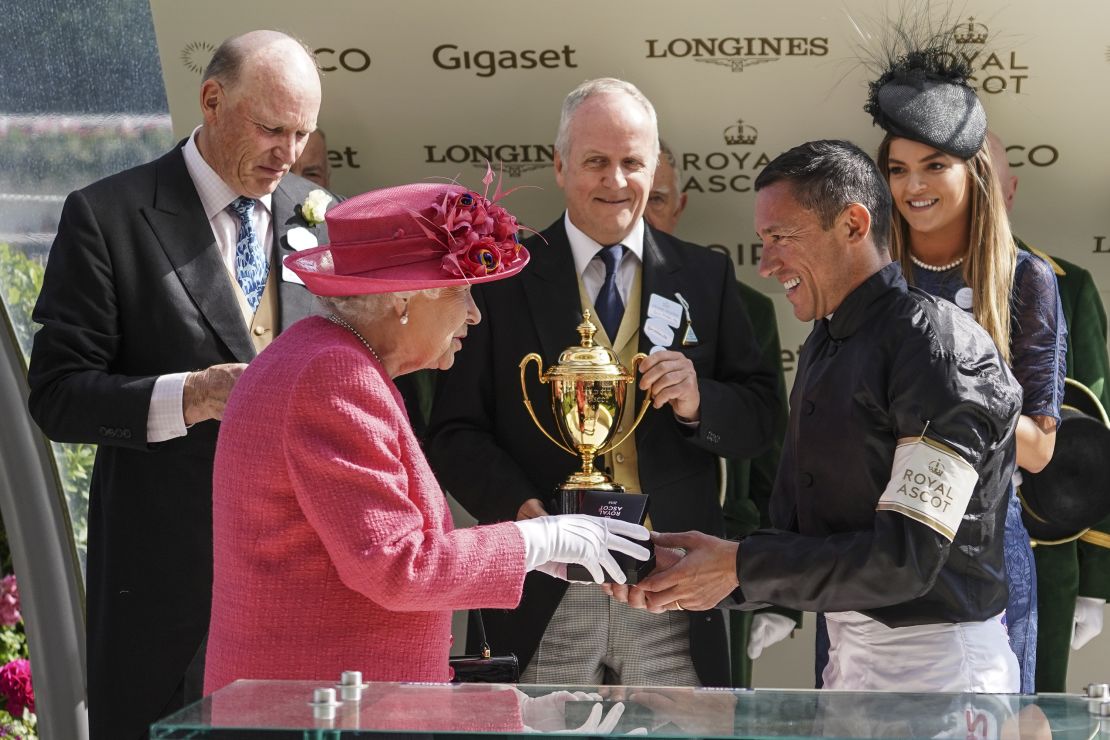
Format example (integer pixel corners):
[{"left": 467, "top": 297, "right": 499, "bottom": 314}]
[{"left": 519, "top": 310, "right": 651, "bottom": 492}]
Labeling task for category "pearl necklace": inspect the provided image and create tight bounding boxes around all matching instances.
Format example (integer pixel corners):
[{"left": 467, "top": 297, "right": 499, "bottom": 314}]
[
  {"left": 909, "top": 252, "right": 965, "bottom": 272},
  {"left": 326, "top": 314, "right": 383, "bottom": 365}
]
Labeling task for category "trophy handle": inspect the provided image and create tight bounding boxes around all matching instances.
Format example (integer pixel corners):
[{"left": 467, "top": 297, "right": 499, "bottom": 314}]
[
  {"left": 519, "top": 353, "right": 577, "bottom": 456},
  {"left": 598, "top": 352, "right": 652, "bottom": 456}
]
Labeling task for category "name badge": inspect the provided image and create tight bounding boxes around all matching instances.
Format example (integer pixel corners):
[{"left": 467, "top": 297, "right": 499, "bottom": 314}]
[
  {"left": 647, "top": 293, "right": 683, "bottom": 328},
  {"left": 876, "top": 436, "right": 978, "bottom": 541},
  {"left": 282, "top": 227, "right": 319, "bottom": 285},
  {"left": 286, "top": 227, "right": 319, "bottom": 251},
  {"left": 643, "top": 317, "right": 675, "bottom": 347}
]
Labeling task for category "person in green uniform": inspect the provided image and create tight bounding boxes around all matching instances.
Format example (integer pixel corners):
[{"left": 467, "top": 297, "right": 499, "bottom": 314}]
[
  {"left": 646, "top": 139, "right": 797, "bottom": 688},
  {"left": 987, "top": 131, "right": 1110, "bottom": 691}
]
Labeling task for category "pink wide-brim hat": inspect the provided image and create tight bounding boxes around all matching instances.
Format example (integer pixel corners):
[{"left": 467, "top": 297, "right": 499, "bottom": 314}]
[{"left": 284, "top": 182, "right": 530, "bottom": 296}]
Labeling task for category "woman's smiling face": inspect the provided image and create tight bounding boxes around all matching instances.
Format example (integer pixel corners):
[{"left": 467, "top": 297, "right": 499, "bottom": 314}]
[{"left": 886, "top": 137, "right": 972, "bottom": 239}]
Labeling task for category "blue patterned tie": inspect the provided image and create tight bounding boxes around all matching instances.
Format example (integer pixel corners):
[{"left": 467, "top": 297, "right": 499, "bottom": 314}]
[
  {"left": 228, "top": 196, "right": 267, "bottom": 312},
  {"left": 594, "top": 244, "right": 626, "bottom": 341}
]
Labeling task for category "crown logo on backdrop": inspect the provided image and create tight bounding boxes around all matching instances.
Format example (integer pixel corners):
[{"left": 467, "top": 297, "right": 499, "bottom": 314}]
[
  {"left": 953, "top": 17, "right": 989, "bottom": 45},
  {"left": 695, "top": 57, "right": 779, "bottom": 74},
  {"left": 723, "top": 119, "right": 758, "bottom": 146},
  {"left": 928, "top": 459, "right": 946, "bottom": 477}
]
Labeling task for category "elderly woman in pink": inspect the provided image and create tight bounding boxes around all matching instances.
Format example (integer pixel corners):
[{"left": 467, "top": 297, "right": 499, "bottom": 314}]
[{"left": 203, "top": 182, "right": 649, "bottom": 693}]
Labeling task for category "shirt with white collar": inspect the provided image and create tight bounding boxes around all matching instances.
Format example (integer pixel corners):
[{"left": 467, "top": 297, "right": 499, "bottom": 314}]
[
  {"left": 147, "top": 126, "right": 276, "bottom": 443},
  {"left": 564, "top": 212, "right": 644, "bottom": 307}
]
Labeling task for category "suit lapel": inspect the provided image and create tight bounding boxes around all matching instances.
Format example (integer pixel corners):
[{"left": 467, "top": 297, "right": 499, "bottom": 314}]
[
  {"left": 272, "top": 181, "right": 319, "bottom": 331},
  {"left": 521, "top": 218, "right": 587, "bottom": 363},
  {"left": 142, "top": 147, "right": 256, "bottom": 363},
  {"left": 638, "top": 226, "right": 684, "bottom": 357},
  {"left": 636, "top": 226, "right": 686, "bottom": 442}
]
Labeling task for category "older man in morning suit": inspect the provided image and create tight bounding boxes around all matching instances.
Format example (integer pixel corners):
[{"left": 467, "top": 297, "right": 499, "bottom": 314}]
[
  {"left": 426, "top": 78, "right": 780, "bottom": 686},
  {"left": 28, "top": 31, "right": 335, "bottom": 740}
]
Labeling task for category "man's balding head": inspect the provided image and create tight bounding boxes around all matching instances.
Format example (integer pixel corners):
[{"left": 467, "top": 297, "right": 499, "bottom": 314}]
[{"left": 197, "top": 31, "right": 323, "bottom": 198}]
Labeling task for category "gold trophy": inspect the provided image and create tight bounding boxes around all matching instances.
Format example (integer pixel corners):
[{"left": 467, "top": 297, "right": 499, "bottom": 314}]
[{"left": 519, "top": 310, "right": 655, "bottom": 582}]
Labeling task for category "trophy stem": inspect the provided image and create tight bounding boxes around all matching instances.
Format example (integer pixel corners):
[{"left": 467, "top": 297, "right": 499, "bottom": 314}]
[{"left": 580, "top": 450, "right": 596, "bottom": 477}]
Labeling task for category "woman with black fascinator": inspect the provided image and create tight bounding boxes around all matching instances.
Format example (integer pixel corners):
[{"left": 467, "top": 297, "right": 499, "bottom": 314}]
[{"left": 865, "top": 29, "right": 1067, "bottom": 693}]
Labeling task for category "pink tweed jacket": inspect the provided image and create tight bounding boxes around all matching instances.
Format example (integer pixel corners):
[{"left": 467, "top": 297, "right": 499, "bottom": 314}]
[{"left": 204, "top": 316, "right": 526, "bottom": 693}]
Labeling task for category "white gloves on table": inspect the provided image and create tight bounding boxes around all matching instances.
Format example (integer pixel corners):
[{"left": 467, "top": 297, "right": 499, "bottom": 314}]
[
  {"left": 1072, "top": 596, "right": 1106, "bottom": 650},
  {"left": 514, "top": 515, "right": 650, "bottom": 584},
  {"left": 747, "top": 612, "right": 796, "bottom": 660},
  {"left": 514, "top": 689, "right": 640, "bottom": 734}
]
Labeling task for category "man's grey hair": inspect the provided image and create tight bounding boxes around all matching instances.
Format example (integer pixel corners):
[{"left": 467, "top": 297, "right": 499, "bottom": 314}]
[
  {"left": 658, "top": 138, "right": 683, "bottom": 191},
  {"left": 554, "top": 78, "right": 659, "bottom": 163}
]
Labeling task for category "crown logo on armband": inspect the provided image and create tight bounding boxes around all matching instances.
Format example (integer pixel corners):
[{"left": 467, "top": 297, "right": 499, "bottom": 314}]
[{"left": 928, "top": 459, "right": 946, "bottom": 477}]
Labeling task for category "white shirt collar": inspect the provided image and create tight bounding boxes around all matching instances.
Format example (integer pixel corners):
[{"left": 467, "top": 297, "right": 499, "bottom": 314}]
[
  {"left": 182, "top": 125, "right": 271, "bottom": 219},
  {"left": 564, "top": 212, "right": 644, "bottom": 278}
]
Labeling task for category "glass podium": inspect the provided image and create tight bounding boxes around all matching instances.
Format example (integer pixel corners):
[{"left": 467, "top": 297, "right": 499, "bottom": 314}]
[{"left": 152, "top": 680, "right": 1108, "bottom": 739}]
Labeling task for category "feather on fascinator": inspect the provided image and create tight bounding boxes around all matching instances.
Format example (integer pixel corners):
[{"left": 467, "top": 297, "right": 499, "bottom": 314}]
[{"left": 858, "top": 6, "right": 987, "bottom": 159}]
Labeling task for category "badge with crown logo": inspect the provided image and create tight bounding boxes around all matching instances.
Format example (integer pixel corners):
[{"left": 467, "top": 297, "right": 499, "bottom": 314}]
[{"left": 929, "top": 459, "right": 946, "bottom": 477}]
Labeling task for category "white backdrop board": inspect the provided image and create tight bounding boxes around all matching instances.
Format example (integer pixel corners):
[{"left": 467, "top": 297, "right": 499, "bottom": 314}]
[{"left": 149, "top": 0, "right": 1110, "bottom": 387}]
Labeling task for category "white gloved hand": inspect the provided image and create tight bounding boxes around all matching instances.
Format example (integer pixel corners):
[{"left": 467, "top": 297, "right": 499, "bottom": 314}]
[
  {"left": 747, "top": 612, "right": 796, "bottom": 660},
  {"left": 568, "top": 700, "right": 628, "bottom": 735},
  {"left": 514, "top": 688, "right": 601, "bottom": 732},
  {"left": 1071, "top": 596, "right": 1106, "bottom": 650},
  {"left": 514, "top": 515, "right": 650, "bottom": 584},
  {"left": 513, "top": 688, "right": 637, "bottom": 735}
]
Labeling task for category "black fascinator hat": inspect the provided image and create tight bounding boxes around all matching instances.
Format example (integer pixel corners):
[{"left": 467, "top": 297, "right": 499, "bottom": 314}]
[{"left": 863, "top": 15, "right": 987, "bottom": 158}]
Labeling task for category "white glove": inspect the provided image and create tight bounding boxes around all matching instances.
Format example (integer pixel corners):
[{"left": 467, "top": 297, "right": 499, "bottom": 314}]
[
  {"left": 514, "top": 515, "right": 650, "bottom": 584},
  {"left": 515, "top": 688, "right": 600, "bottom": 732},
  {"left": 513, "top": 688, "right": 638, "bottom": 735},
  {"left": 747, "top": 612, "right": 796, "bottom": 660},
  {"left": 1071, "top": 596, "right": 1106, "bottom": 650}
]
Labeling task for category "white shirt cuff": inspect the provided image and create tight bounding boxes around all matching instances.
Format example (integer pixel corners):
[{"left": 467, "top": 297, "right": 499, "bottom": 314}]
[
  {"left": 674, "top": 413, "right": 700, "bottom": 429},
  {"left": 147, "top": 372, "right": 190, "bottom": 443}
]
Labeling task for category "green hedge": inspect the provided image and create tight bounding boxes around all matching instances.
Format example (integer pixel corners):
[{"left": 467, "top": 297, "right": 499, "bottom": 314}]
[
  {"left": 0, "top": 126, "right": 173, "bottom": 195},
  {"left": 0, "top": 244, "right": 89, "bottom": 573}
]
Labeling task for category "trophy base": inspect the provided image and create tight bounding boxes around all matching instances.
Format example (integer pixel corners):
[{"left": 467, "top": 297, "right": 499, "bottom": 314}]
[{"left": 557, "top": 488, "right": 655, "bottom": 585}]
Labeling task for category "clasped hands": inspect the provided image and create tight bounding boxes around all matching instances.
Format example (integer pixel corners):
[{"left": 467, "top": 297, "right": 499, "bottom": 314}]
[{"left": 603, "top": 530, "right": 739, "bottom": 613}]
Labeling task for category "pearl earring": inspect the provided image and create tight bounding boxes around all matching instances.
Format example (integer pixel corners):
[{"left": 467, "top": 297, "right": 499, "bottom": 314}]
[{"left": 400, "top": 306, "right": 409, "bottom": 325}]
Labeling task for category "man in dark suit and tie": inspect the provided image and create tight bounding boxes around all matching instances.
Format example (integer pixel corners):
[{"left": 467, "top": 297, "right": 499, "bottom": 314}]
[
  {"left": 426, "top": 78, "right": 780, "bottom": 686},
  {"left": 27, "top": 30, "right": 334, "bottom": 740}
]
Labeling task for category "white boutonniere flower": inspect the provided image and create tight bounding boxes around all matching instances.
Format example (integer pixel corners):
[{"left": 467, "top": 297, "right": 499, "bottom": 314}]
[{"left": 301, "top": 189, "right": 332, "bottom": 226}]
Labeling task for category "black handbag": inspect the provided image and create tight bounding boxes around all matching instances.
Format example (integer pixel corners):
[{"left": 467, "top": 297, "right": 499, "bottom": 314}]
[{"left": 449, "top": 610, "right": 520, "bottom": 683}]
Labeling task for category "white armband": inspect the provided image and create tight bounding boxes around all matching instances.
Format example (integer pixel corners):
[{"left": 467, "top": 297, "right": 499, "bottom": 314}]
[{"left": 876, "top": 438, "right": 978, "bottom": 541}]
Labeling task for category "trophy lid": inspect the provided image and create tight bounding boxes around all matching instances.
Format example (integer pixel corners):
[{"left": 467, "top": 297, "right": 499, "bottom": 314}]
[{"left": 543, "top": 311, "right": 634, "bottom": 381}]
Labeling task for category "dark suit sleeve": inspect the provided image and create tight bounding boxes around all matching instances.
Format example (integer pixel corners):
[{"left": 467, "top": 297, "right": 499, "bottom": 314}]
[
  {"left": 426, "top": 288, "right": 543, "bottom": 523},
  {"left": 27, "top": 189, "right": 155, "bottom": 449},
  {"left": 689, "top": 258, "right": 782, "bottom": 460},
  {"left": 1067, "top": 269, "right": 1110, "bottom": 600}
]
